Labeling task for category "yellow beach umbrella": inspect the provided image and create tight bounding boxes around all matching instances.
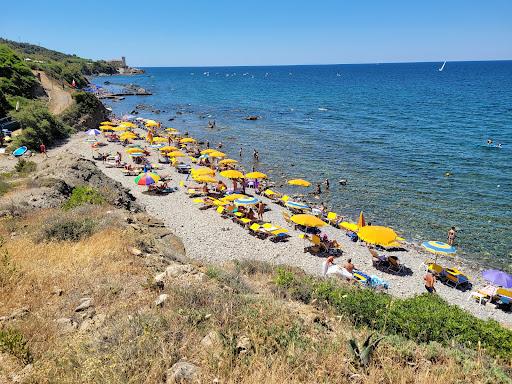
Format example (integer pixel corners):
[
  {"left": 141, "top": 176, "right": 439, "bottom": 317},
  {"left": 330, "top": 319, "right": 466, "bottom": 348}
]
[
  {"left": 340, "top": 222, "right": 359, "bottom": 232},
  {"left": 120, "top": 133, "right": 137, "bottom": 140},
  {"left": 153, "top": 137, "right": 168, "bottom": 143},
  {"left": 291, "top": 214, "right": 326, "bottom": 228},
  {"left": 288, "top": 179, "right": 311, "bottom": 187},
  {"left": 221, "top": 194, "right": 247, "bottom": 202},
  {"left": 191, "top": 168, "right": 216, "bottom": 176},
  {"left": 200, "top": 148, "right": 216, "bottom": 155},
  {"left": 245, "top": 171, "right": 267, "bottom": 179},
  {"left": 100, "top": 126, "right": 114, "bottom": 131},
  {"left": 121, "top": 122, "right": 136, "bottom": 128},
  {"left": 357, "top": 226, "right": 398, "bottom": 246},
  {"left": 100, "top": 121, "right": 115, "bottom": 125},
  {"left": 165, "top": 127, "right": 178, "bottom": 132},
  {"left": 208, "top": 151, "right": 226, "bottom": 158},
  {"left": 220, "top": 170, "right": 244, "bottom": 179},
  {"left": 126, "top": 148, "right": 143, "bottom": 154},
  {"left": 159, "top": 146, "right": 178, "bottom": 152},
  {"left": 219, "top": 158, "right": 238, "bottom": 165},
  {"left": 145, "top": 120, "right": 159, "bottom": 127},
  {"left": 111, "top": 126, "right": 127, "bottom": 132},
  {"left": 180, "top": 138, "right": 197, "bottom": 144},
  {"left": 193, "top": 175, "right": 217, "bottom": 183},
  {"left": 167, "top": 151, "right": 186, "bottom": 158}
]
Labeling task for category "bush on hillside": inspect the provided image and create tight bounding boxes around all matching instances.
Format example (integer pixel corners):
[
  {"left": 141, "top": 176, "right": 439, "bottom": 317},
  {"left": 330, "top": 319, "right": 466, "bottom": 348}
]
[
  {"left": 273, "top": 268, "right": 512, "bottom": 360},
  {"left": 0, "top": 44, "right": 37, "bottom": 98},
  {"left": 61, "top": 91, "right": 106, "bottom": 130},
  {"left": 0, "top": 328, "right": 32, "bottom": 364},
  {"left": 14, "top": 158, "right": 37, "bottom": 175},
  {"left": 42, "top": 218, "right": 95, "bottom": 242},
  {"left": 0, "top": 90, "right": 10, "bottom": 116},
  {"left": 9, "top": 101, "right": 70, "bottom": 150},
  {"left": 62, "top": 186, "right": 105, "bottom": 210}
]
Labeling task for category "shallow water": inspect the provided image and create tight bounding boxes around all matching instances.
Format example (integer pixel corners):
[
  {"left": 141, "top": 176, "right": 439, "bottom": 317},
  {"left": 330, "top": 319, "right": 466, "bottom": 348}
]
[{"left": 91, "top": 61, "right": 512, "bottom": 269}]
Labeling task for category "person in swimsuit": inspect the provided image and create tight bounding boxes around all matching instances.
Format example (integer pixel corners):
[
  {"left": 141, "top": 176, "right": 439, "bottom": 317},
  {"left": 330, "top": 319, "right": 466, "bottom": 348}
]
[
  {"left": 448, "top": 226, "right": 457, "bottom": 246},
  {"left": 424, "top": 271, "right": 436, "bottom": 293}
]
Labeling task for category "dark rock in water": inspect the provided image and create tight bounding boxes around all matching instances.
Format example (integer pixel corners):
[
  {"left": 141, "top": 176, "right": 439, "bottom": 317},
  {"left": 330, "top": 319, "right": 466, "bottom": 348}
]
[
  {"left": 176, "top": 111, "right": 183, "bottom": 115},
  {"left": 168, "top": 117, "right": 175, "bottom": 121},
  {"left": 104, "top": 81, "right": 111, "bottom": 85},
  {"left": 130, "top": 110, "right": 139, "bottom": 115},
  {"left": 153, "top": 109, "right": 160, "bottom": 114},
  {"left": 245, "top": 115, "right": 259, "bottom": 121}
]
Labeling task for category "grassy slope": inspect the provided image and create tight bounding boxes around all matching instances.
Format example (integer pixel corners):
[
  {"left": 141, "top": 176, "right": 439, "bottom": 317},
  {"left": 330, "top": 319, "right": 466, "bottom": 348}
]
[{"left": 0, "top": 168, "right": 510, "bottom": 383}]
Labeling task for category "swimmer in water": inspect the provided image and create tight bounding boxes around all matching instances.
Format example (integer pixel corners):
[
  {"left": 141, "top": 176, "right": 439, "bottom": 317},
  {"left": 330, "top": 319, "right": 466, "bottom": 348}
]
[{"left": 487, "top": 139, "right": 493, "bottom": 145}]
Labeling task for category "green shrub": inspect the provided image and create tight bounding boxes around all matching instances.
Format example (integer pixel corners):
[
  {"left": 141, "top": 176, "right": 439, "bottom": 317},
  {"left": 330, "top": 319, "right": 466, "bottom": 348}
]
[
  {"left": 273, "top": 270, "right": 512, "bottom": 360},
  {"left": 62, "top": 186, "right": 105, "bottom": 210},
  {"left": 0, "top": 178, "right": 10, "bottom": 196},
  {"left": 206, "top": 266, "right": 251, "bottom": 294},
  {"left": 0, "top": 44, "right": 37, "bottom": 98},
  {"left": 61, "top": 91, "right": 106, "bottom": 130},
  {"left": 14, "top": 158, "right": 37, "bottom": 174},
  {"left": 9, "top": 101, "right": 70, "bottom": 150},
  {"left": 0, "top": 328, "right": 32, "bottom": 363},
  {"left": 42, "top": 218, "right": 95, "bottom": 242}
]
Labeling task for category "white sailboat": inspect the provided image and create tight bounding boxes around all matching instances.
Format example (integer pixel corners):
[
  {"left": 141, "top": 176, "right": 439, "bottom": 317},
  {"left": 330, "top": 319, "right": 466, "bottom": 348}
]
[{"left": 438, "top": 61, "right": 446, "bottom": 72}]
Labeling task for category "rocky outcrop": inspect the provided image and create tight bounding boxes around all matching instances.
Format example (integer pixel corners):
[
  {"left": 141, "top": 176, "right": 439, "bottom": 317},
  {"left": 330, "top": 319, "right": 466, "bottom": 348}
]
[{"left": 166, "top": 361, "right": 201, "bottom": 383}]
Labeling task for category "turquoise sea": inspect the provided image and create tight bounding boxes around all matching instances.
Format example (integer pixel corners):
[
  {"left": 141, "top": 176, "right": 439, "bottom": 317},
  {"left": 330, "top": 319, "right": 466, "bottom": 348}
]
[{"left": 91, "top": 61, "right": 512, "bottom": 269}]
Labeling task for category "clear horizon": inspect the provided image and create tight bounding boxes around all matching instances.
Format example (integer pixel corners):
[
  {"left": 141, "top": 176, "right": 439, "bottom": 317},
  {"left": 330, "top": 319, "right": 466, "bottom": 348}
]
[{"left": 2, "top": 0, "right": 511, "bottom": 67}]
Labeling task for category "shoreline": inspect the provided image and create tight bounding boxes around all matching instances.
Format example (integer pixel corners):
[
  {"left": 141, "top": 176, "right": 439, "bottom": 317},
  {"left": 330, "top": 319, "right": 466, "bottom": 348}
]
[{"left": 62, "top": 122, "right": 511, "bottom": 326}]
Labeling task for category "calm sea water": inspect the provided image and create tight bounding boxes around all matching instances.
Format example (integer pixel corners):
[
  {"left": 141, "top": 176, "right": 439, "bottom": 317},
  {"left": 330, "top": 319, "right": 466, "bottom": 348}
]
[{"left": 92, "top": 61, "right": 512, "bottom": 269}]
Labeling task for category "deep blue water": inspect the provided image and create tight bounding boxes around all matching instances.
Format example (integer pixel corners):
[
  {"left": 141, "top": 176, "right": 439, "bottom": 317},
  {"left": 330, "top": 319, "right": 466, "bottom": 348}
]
[{"left": 92, "top": 61, "right": 512, "bottom": 269}]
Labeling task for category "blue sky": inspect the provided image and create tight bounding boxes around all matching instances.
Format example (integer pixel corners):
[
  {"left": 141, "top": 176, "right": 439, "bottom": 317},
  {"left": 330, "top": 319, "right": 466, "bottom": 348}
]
[{"left": 2, "top": 0, "right": 511, "bottom": 67}]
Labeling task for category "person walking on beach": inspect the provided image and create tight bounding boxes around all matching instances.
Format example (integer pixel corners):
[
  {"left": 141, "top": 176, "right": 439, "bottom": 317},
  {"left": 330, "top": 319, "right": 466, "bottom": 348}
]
[
  {"left": 39, "top": 142, "right": 48, "bottom": 158},
  {"left": 448, "top": 226, "right": 457, "bottom": 245},
  {"left": 206, "top": 141, "right": 210, "bottom": 148},
  {"left": 424, "top": 271, "right": 436, "bottom": 293}
]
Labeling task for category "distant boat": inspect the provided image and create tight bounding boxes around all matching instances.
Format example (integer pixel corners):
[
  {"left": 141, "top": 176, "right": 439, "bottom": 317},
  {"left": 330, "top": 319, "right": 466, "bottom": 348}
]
[
  {"left": 336, "top": 73, "right": 341, "bottom": 77},
  {"left": 439, "top": 61, "right": 446, "bottom": 72}
]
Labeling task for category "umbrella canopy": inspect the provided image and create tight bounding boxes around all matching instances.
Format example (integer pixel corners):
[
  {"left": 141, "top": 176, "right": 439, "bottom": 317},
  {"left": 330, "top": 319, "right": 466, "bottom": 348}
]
[
  {"left": 219, "top": 158, "right": 238, "bottom": 165},
  {"left": 421, "top": 241, "right": 456, "bottom": 255},
  {"left": 86, "top": 129, "right": 101, "bottom": 136},
  {"left": 220, "top": 170, "right": 244, "bottom": 179},
  {"left": 120, "top": 122, "right": 136, "bottom": 128},
  {"left": 180, "top": 138, "right": 197, "bottom": 144},
  {"left": 208, "top": 151, "right": 226, "bottom": 158},
  {"left": 130, "top": 153, "right": 145, "bottom": 158},
  {"left": 193, "top": 175, "right": 217, "bottom": 183},
  {"left": 358, "top": 226, "right": 398, "bottom": 246},
  {"left": 357, "top": 211, "right": 366, "bottom": 228},
  {"left": 221, "top": 194, "right": 247, "bottom": 202},
  {"left": 165, "top": 127, "right": 178, "bottom": 132},
  {"left": 111, "top": 126, "right": 127, "bottom": 132},
  {"left": 135, "top": 172, "right": 160, "bottom": 185},
  {"left": 200, "top": 148, "right": 216, "bottom": 155},
  {"left": 482, "top": 270, "right": 512, "bottom": 288},
  {"left": 234, "top": 196, "right": 260, "bottom": 206},
  {"left": 153, "top": 137, "right": 168, "bottom": 143},
  {"left": 340, "top": 222, "right": 359, "bottom": 232},
  {"left": 285, "top": 201, "right": 310, "bottom": 210},
  {"left": 145, "top": 120, "right": 159, "bottom": 127},
  {"left": 167, "top": 151, "right": 186, "bottom": 157},
  {"left": 291, "top": 214, "right": 326, "bottom": 228},
  {"left": 245, "top": 171, "right": 267, "bottom": 179},
  {"left": 160, "top": 146, "right": 178, "bottom": 152},
  {"left": 288, "top": 179, "right": 311, "bottom": 187},
  {"left": 126, "top": 148, "right": 144, "bottom": 154},
  {"left": 191, "top": 168, "right": 216, "bottom": 176},
  {"left": 100, "top": 126, "right": 114, "bottom": 131},
  {"left": 100, "top": 121, "right": 115, "bottom": 125}
]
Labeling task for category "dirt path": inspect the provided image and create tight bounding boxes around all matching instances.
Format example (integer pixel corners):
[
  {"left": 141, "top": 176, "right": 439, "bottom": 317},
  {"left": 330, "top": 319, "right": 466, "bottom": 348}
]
[{"left": 33, "top": 70, "right": 73, "bottom": 115}]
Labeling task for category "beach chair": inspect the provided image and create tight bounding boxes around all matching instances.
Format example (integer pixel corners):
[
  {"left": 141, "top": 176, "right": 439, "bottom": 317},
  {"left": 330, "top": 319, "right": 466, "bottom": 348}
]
[
  {"left": 386, "top": 256, "right": 403, "bottom": 274},
  {"left": 326, "top": 212, "right": 338, "bottom": 226},
  {"left": 261, "top": 223, "right": 289, "bottom": 242},
  {"left": 216, "top": 206, "right": 225, "bottom": 215},
  {"left": 279, "top": 195, "right": 290, "bottom": 206},
  {"left": 496, "top": 288, "right": 512, "bottom": 306},
  {"left": 427, "top": 263, "right": 445, "bottom": 278},
  {"left": 248, "top": 223, "right": 267, "bottom": 239},
  {"left": 444, "top": 268, "right": 470, "bottom": 289},
  {"left": 281, "top": 211, "right": 296, "bottom": 228}
]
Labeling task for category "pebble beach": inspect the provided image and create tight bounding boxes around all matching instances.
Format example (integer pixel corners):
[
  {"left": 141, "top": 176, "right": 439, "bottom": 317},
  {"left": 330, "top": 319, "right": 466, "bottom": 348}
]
[{"left": 55, "top": 128, "right": 512, "bottom": 327}]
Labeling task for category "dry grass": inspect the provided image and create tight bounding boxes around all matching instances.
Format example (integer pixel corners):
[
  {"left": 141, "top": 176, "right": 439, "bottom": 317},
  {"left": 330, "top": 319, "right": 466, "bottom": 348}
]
[{"left": 0, "top": 207, "right": 510, "bottom": 383}]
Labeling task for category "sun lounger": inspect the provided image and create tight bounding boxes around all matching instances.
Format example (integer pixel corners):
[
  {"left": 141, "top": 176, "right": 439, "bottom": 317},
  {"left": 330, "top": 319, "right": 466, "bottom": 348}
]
[
  {"left": 248, "top": 223, "right": 268, "bottom": 239},
  {"left": 187, "top": 189, "right": 207, "bottom": 197},
  {"left": 444, "top": 268, "right": 470, "bottom": 289},
  {"left": 496, "top": 288, "right": 512, "bottom": 306},
  {"left": 281, "top": 211, "right": 297, "bottom": 229},
  {"left": 386, "top": 256, "right": 403, "bottom": 274},
  {"left": 260, "top": 223, "right": 289, "bottom": 242},
  {"left": 326, "top": 212, "right": 338, "bottom": 226}
]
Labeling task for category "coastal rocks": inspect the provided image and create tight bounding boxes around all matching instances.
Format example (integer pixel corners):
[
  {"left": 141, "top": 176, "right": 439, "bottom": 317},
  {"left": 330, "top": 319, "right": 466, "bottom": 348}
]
[
  {"left": 236, "top": 335, "right": 252, "bottom": 355},
  {"left": 75, "top": 297, "right": 93, "bottom": 312},
  {"left": 155, "top": 293, "right": 169, "bottom": 307},
  {"left": 166, "top": 263, "right": 193, "bottom": 278},
  {"left": 244, "top": 115, "right": 260, "bottom": 121},
  {"left": 166, "top": 361, "right": 201, "bottom": 383},
  {"left": 56, "top": 317, "right": 78, "bottom": 333},
  {"left": 0, "top": 306, "right": 30, "bottom": 322},
  {"left": 200, "top": 331, "right": 223, "bottom": 349}
]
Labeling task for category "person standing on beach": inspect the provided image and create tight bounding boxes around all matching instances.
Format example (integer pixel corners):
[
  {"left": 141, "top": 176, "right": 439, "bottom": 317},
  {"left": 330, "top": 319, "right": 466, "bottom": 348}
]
[
  {"left": 39, "top": 142, "right": 48, "bottom": 158},
  {"left": 257, "top": 201, "right": 265, "bottom": 221},
  {"left": 448, "top": 226, "right": 457, "bottom": 245},
  {"left": 424, "top": 271, "right": 436, "bottom": 293},
  {"left": 206, "top": 141, "right": 210, "bottom": 148},
  {"left": 324, "top": 178, "right": 330, "bottom": 190},
  {"left": 316, "top": 183, "right": 322, "bottom": 195},
  {"left": 218, "top": 142, "right": 223, "bottom": 149},
  {"left": 253, "top": 149, "right": 259, "bottom": 161},
  {"left": 239, "top": 146, "right": 243, "bottom": 157}
]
